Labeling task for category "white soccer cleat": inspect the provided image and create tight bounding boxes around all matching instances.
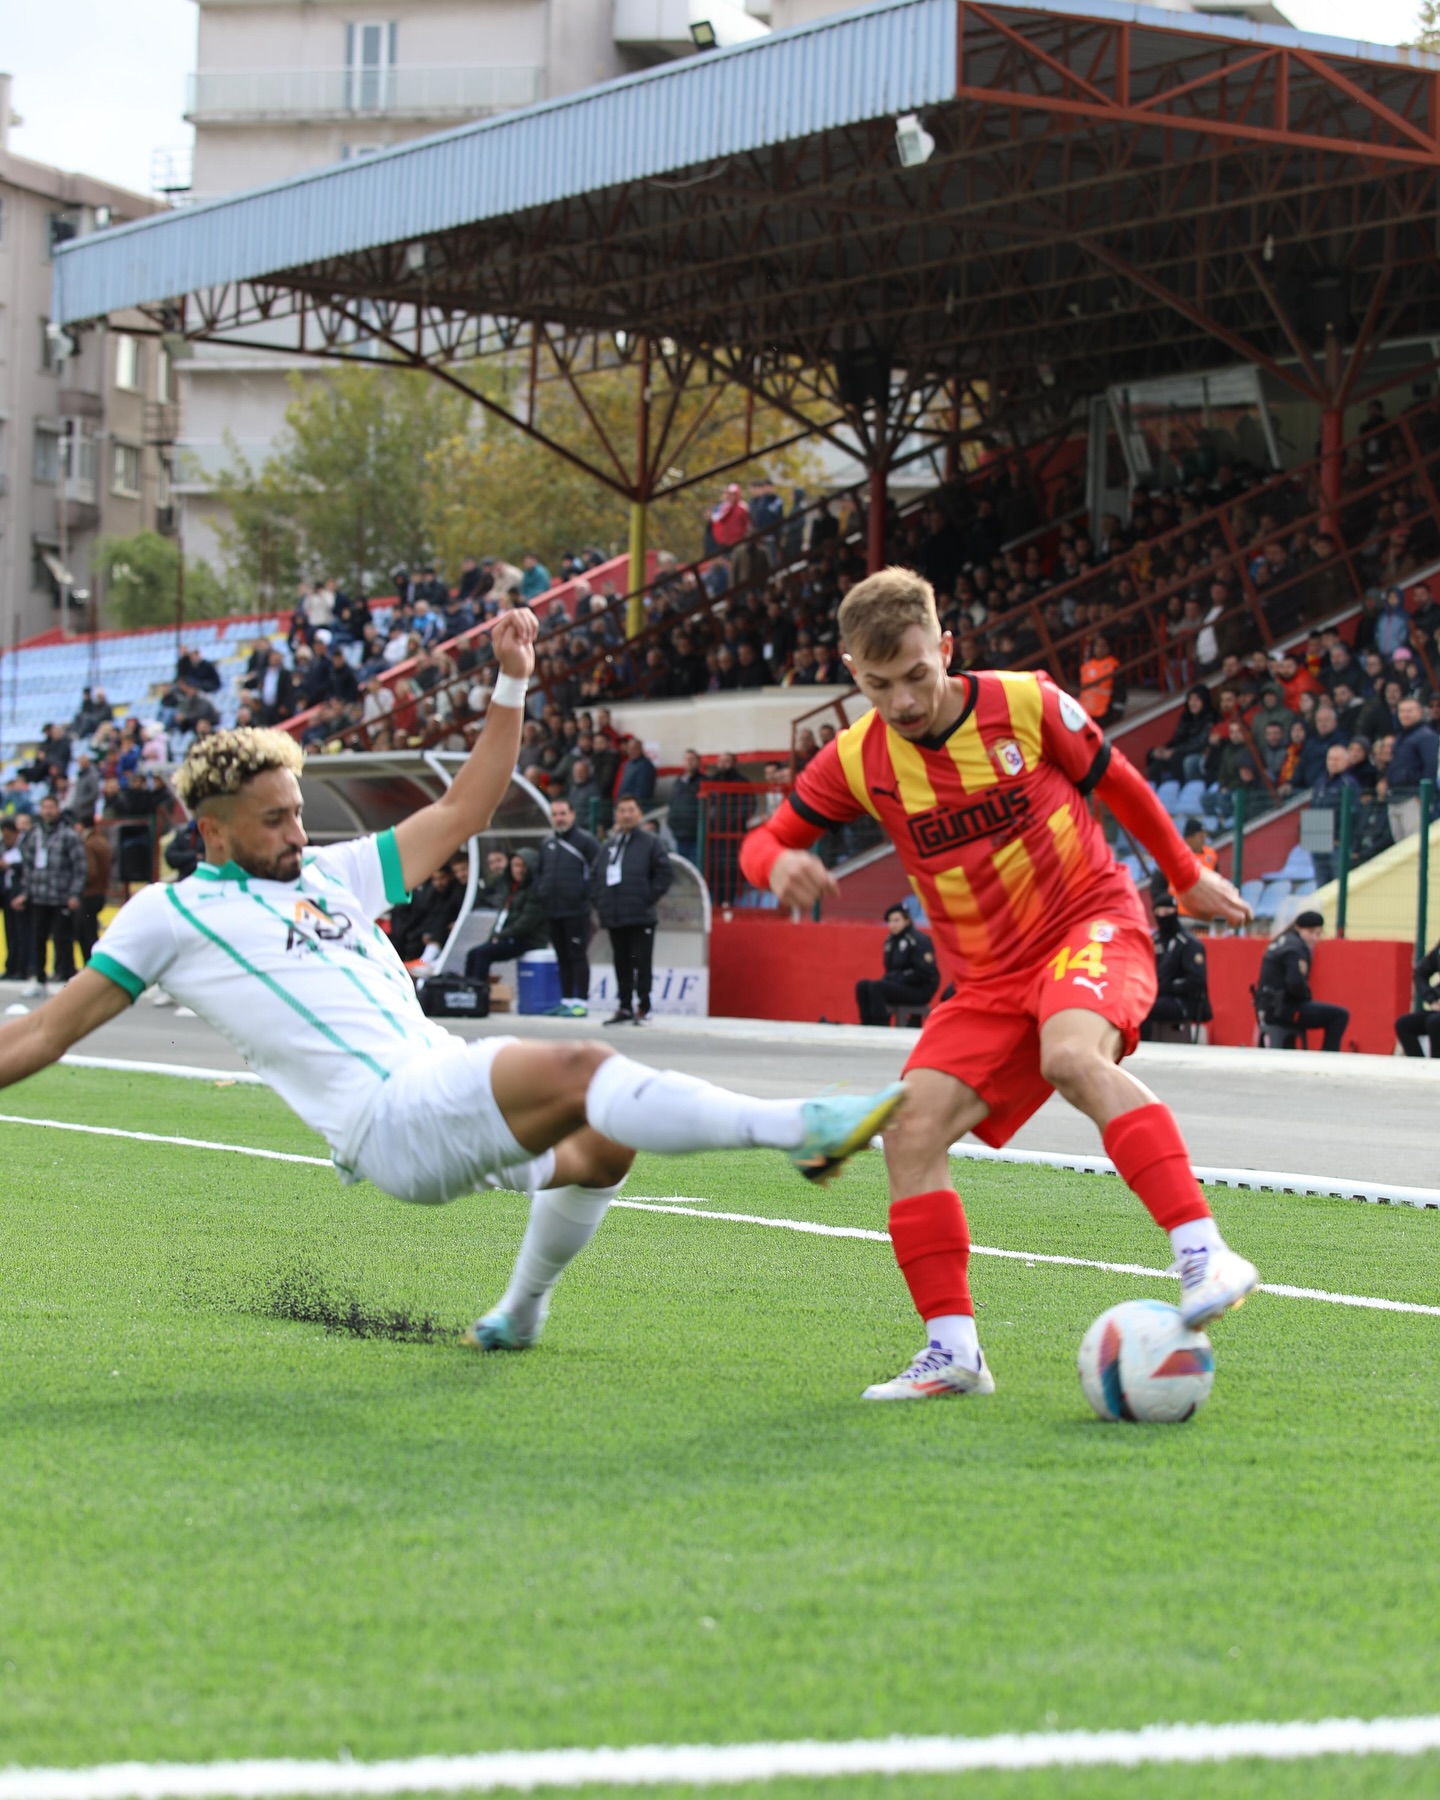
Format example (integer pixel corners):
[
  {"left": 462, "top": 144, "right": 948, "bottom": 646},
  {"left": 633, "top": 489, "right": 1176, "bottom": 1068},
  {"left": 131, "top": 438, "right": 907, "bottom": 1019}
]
[
  {"left": 862, "top": 1341, "right": 996, "bottom": 1402},
  {"left": 1172, "top": 1244, "right": 1260, "bottom": 1329}
]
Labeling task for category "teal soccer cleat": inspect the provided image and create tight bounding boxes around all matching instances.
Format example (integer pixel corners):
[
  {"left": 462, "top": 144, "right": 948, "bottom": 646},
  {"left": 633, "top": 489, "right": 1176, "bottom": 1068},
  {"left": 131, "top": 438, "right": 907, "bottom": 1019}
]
[
  {"left": 789, "top": 1082, "right": 907, "bottom": 1186},
  {"left": 459, "top": 1309, "right": 543, "bottom": 1352}
]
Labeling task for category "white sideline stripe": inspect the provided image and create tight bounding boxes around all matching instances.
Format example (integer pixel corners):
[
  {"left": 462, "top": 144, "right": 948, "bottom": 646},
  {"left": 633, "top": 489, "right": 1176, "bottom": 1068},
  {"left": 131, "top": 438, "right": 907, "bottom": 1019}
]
[
  {"left": 944, "top": 1142, "right": 1440, "bottom": 1212},
  {"left": 1, "top": 1114, "right": 1434, "bottom": 1319},
  {"left": 616, "top": 1202, "right": 1440, "bottom": 1318},
  {"left": 51, "top": 1054, "right": 1440, "bottom": 1210},
  {"left": 5, "top": 1715, "right": 1440, "bottom": 1798},
  {"left": 0, "top": 1115, "right": 332, "bottom": 1168}
]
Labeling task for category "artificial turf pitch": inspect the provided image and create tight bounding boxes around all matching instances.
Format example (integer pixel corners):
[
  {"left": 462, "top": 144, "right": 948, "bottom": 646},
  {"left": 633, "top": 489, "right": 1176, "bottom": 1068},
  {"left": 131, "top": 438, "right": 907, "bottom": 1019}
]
[{"left": 1, "top": 1065, "right": 1438, "bottom": 1798}]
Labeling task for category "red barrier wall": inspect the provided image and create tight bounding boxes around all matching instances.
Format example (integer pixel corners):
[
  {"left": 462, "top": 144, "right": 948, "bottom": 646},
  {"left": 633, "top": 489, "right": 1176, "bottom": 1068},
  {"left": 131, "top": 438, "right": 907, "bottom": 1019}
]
[{"left": 710, "top": 914, "right": 1411, "bottom": 1053}]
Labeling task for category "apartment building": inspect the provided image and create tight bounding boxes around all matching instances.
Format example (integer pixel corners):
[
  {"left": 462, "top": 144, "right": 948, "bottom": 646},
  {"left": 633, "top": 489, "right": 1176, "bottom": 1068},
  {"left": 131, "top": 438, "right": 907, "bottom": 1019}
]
[
  {"left": 174, "top": 0, "right": 859, "bottom": 571},
  {"left": 0, "top": 77, "right": 170, "bottom": 649}
]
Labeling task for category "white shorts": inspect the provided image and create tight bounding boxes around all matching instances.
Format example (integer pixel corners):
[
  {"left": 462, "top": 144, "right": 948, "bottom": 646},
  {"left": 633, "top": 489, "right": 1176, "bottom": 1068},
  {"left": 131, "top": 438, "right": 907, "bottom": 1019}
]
[{"left": 347, "top": 1036, "right": 556, "bottom": 1205}]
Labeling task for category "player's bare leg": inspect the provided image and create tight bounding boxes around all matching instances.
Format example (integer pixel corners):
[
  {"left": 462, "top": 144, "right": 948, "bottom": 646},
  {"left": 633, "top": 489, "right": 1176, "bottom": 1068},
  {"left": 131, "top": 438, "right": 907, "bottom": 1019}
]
[
  {"left": 465, "top": 1039, "right": 906, "bottom": 1351},
  {"left": 1038, "top": 1008, "right": 1258, "bottom": 1326},
  {"left": 863, "top": 1069, "right": 996, "bottom": 1401}
]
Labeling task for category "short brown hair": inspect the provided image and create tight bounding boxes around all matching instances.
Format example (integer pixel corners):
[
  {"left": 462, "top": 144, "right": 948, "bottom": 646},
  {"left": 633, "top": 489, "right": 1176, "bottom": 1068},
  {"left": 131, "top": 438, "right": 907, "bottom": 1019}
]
[
  {"left": 174, "top": 726, "right": 304, "bottom": 812},
  {"left": 838, "top": 567, "right": 941, "bottom": 663}
]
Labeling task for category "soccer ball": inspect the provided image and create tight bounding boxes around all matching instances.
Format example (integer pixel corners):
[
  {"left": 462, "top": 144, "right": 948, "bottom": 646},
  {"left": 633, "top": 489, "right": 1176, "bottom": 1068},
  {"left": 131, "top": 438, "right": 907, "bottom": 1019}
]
[{"left": 1077, "top": 1300, "right": 1215, "bottom": 1423}]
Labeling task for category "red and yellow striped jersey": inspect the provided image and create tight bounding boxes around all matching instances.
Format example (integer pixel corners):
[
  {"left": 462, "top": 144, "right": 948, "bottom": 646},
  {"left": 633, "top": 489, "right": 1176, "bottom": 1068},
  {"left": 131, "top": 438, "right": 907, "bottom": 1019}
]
[{"left": 791, "top": 671, "right": 1144, "bottom": 984}]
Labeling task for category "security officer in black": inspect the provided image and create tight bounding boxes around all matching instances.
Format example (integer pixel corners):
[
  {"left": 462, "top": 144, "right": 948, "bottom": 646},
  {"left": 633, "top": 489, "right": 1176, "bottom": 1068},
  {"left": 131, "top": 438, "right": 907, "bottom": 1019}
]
[
  {"left": 1140, "top": 891, "right": 1212, "bottom": 1040},
  {"left": 1395, "top": 937, "right": 1440, "bottom": 1057},
  {"left": 1257, "top": 909, "right": 1349, "bottom": 1051},
  {"left": 856, "top": 903, "right": 939, "bottom": 1027},
  {"left": 538, "top": 796, "right": 601, "bottom": 1013}
]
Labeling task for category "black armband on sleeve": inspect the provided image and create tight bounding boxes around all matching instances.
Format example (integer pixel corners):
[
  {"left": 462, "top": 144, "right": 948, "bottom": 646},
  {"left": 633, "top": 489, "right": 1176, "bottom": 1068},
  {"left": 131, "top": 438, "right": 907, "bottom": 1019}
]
[
  {"left": 789, "top": 791, "right": 842, "bottom": 830},
  {"left": 1076, "top": 740, "right": 1112, "bottom": 799}
]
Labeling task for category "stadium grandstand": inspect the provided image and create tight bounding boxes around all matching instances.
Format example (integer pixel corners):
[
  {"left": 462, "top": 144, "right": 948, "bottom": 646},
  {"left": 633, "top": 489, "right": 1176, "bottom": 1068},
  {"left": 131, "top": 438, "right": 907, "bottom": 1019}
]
[{"left": 19, "top": 0, "right": 1440, "bottom": 1028}]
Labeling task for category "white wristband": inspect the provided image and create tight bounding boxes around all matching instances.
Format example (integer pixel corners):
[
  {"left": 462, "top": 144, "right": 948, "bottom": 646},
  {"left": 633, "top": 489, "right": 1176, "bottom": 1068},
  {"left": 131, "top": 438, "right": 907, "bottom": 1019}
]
[{"left": 491, "top": 672, "right": 529, "bottom": 709}]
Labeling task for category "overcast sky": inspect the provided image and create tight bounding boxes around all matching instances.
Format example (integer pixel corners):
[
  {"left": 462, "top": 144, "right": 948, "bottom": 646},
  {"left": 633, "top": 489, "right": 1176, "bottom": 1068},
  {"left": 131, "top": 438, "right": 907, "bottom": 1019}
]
[{"left": 3, "top": 0, "right": 1431, "bottom": 199}]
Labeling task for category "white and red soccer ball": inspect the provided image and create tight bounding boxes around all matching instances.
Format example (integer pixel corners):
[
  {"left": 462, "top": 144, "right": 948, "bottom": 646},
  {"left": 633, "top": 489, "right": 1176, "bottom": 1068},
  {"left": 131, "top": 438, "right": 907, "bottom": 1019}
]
[{"left": 1078, "top": 1299, "right": 1215, "bottom": 1423}]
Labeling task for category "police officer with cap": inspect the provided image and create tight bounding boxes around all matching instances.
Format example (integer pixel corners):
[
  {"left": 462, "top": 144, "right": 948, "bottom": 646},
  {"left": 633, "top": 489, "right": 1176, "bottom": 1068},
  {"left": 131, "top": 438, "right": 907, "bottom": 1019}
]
[
  {"left": 1256, "top": 909, "right": 1349, "bottom": 1051},
  {"left": 1140, "top": 891, "right": 1212, "bottom": 1040},
  {"left": 856, "top": 903, "right": 939, "bottom": 1027}
]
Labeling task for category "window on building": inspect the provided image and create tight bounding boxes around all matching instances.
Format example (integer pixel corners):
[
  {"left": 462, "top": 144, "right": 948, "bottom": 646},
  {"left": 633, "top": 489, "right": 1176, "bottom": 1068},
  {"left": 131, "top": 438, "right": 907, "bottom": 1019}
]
[
  {"left": 34, "top": 425, "right": 61, "bottom": 484},
  {"left": 157, "top": 343, "right": 171, "bottom": 400},
  {"left": 112, "top": 442, "right": 142, "bottom": 498},
  {"left": 40, "top": 317, "right": 55, "bottom": 372},
  {"left": 345, "top": 21, "right": 396, "bottom": 111},
  {"left": 114, "top": 333, "right": 141, "bottom": 391},
  {"left": 48, "top": 210, "right": 80, "bottom": 258}
]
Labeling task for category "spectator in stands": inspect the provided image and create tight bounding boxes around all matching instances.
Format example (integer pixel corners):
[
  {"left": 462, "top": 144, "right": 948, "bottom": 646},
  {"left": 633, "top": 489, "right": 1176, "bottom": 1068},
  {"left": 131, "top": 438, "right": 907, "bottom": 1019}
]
[
  {"left": 1381, "top": 694, "right": 1439, "bottom": 845},
  {"left": 1257, "top": 720, "right": 1290, "bottom": 786},
  {"left": 176, "top": 646, "right": 221, "bottom": 693},
  {"left": 1, "top": 819, "right": 29, "bottom": 980},
  {"left": 14, "top": 794, "right": 86, "bottom": 997},
  {"left": 1140, "top": 891, "right": 1211, "bottom": 1040},
  {"left": 1395, "top": 936, "right": 1440, "bottom": 1057},
  {"left": 591, "top": 794, "right": 673, "bottom": 1026},
  {"left": 1311, "top": 743, "right": 1361, "bottom": 809},
  {"left": 70, "top": 688, "right": 111, "bottom": 738},
  {"left": 327, "top": 645, "right": 360, "bottom": 706},
  {"left": 77, "top": 820, "right": 112, "bottom": 965},
  {"left": 520, "top": 552, "right": 552, "bottom": 602},
  {"left": 70, "top": 754, "right": 100, "bottom": 827},
  {"left": 3, "top": 776, "right": 33, "bottom": 817},
  {"left": 1147, "top": 686, "right": 1215, "bottom": 782},
  {"left": 538, "top": 797, "right": 601, "bottom": 1016},
  {"left": 1297, "top": 700, "right": 1348, "bottom": 789},
  {"left": 477, "top": 847, "right": 512, "bottom": 909},
  {"left": 462, "top": 850, "right": 547, "bottom": 985},
  {"left": 708, "top": 483, "right": 751, "bottom": 553},
  {"left": 1251, "top": 682, "right": 1296, "bottom": 741},
  {"left": 564, "top": 757, "right": 600, "bottom": 829},
  {"left": 616, "top": 736, "right": 657, "bottom": 807},
  {"left": 1256, "top": 910, "right": 1348, "bottom": 1051},
  {"left": 855, "top": 903, "right": 939, "bottom": 1027},
  {"left": 1376, "top": 586, "right": 1411, "bottom": 657},
  {"left": 668, "top": 749, "right": 703, "bottom": 867},
  {"left": 1203, "top": 718, "right": 1259, "bottom": 811}
]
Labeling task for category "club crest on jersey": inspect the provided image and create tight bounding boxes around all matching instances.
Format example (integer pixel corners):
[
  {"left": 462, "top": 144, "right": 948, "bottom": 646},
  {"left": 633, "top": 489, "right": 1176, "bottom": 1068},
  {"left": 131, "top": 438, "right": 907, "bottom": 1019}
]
[
  {"left": 285, "top": 897, "right": 353, "bottom": 952},
  {"left": 992, "top": 738, "right": 1025, "bottom": 778},
  {"left": 1089, "top": 921, "right": 1116, "bottom": 943}
]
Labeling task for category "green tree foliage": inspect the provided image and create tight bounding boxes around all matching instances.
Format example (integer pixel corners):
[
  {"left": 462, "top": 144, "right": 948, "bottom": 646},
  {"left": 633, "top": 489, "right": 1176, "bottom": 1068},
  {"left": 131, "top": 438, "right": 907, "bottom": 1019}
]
[
  {"left": 94, "top": 531, "right": 227, "bottom": 630},
  {"left": 425, "top": 365, "right": 823, "bottom": 578},
  {"left": 212, "top": 365, "right": 470, "bottom": 600},
  {"left": 1410, "top": 0, "right": 1440, "bottom": 46}
]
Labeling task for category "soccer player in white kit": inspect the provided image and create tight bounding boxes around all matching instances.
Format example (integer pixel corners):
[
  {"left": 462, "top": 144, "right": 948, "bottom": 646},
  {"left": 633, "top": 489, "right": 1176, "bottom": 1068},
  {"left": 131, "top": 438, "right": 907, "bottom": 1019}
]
[{"left": 0, "top": 609, "right": 904, "bottom": 1351}]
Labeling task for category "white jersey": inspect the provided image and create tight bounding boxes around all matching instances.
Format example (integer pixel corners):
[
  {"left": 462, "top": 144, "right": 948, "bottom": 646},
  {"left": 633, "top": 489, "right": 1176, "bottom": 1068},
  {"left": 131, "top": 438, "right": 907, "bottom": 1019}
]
[{"left": 91, "top": 831, "right": 458, "bottom": 1169}]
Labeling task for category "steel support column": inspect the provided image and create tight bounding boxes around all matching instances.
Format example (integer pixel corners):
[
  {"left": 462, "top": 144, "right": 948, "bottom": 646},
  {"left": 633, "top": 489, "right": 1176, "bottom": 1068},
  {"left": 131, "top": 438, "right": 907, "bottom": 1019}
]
[
  {"left": 868, "top": 455, "right": 889, "bottom": 574},
  {"left": 628, "top": 336, "right": 651, "bottom": 638}
]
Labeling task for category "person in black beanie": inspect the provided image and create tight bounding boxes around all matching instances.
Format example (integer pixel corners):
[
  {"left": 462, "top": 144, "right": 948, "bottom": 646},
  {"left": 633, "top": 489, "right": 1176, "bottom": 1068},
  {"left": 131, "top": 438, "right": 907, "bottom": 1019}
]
[
  {"left": 1256, "top": 909, "right": 1349, "bottom": 1050},
  {"left": 1140, "top": 892, "right": 1211, "bottom": 1040}
]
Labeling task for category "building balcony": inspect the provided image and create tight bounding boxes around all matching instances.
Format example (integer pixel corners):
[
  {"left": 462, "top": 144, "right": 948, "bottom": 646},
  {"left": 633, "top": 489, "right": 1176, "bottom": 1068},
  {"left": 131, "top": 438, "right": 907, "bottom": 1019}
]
[{"left": 184, "top": 64, "right": 543, "bottom": 123}]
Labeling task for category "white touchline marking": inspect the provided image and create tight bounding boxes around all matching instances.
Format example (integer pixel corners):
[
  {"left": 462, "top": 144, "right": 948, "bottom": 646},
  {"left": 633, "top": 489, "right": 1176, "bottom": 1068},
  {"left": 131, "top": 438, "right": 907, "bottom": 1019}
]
[
  {"left": 0, "top": 1115, "right": 332, "bottom": 1168},
  {"left": 0, "top": 1115, "right": 1435, "bottom": 1319},
  {"left": 613, "top": 1202, "right": 1440, "bottom": 1318},
  {"left": 4, "top": 1714, "right": 1440, "bottom": 1798}
]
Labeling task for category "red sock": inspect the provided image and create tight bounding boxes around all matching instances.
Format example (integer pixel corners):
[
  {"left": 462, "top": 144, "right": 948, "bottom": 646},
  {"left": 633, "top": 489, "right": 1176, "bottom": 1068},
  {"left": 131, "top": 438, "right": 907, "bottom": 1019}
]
[
  {"left": 888, "top": 1190, "right": 972, "bottom": 1320},
  {"left": 1103, "top": 1103, "right": 1210, "bottom": 1232}
]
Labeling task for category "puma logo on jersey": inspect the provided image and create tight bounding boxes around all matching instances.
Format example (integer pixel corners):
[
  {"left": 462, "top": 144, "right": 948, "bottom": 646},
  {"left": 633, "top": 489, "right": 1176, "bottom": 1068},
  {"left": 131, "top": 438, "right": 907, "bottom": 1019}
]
[{"left": 1073, "top": 975, "right": 1109, "bottom": 1001}]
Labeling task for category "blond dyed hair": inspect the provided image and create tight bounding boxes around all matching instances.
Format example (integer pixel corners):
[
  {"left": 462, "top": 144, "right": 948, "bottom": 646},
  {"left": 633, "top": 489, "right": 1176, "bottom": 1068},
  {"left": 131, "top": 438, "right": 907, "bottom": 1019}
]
[
  {"left": 838, "top": 567, "right": 941, "bottom": 663},
  {"left": 173, "top": 726, "right": 305, "bottom": 812}
]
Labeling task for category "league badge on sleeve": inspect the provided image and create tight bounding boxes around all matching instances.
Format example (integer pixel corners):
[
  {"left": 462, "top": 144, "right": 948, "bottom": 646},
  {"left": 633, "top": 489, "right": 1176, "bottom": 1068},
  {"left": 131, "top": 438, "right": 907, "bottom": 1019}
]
[{"left": 1058, "top": 691, "right": 1089, "bottom": 733}]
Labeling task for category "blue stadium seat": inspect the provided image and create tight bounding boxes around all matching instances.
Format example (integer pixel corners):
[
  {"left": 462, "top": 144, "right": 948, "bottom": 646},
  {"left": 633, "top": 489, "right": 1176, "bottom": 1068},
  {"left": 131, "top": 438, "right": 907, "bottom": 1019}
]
[
  {"left": 1174, "top": 779, "right": 1206, "bottom": 818},
  {"left": 1254, "top": 879, "right": 1293, "bottom": 919},
  {"left": 1240, "top": 878, "right": 1266, "bottom": 913},
  {"left": 1154, "top": 779, "right": 1182, "bottom": 813}
]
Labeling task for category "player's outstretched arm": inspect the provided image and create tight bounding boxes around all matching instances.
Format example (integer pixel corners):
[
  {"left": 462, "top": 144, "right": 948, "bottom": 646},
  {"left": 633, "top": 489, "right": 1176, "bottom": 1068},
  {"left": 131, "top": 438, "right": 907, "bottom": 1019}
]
[
  {"left": 1095, "top": 749, "right": 1252, "bottom": 926},
  {"left": 392, "top": 607, "right": 539, "bottom": 891},
  {"left": 740, "top": 801, "right": 839, "bottom": 909},
  {"left": 0, "top": 969, "right": 130, "bottom": 1093}
]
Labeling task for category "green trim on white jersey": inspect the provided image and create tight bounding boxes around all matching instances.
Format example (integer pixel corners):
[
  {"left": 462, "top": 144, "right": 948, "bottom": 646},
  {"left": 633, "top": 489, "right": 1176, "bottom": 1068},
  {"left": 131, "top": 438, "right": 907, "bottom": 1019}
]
[
  {"left": 377, "top": 828, "right": 409, "bottom": 907},
  {"left": 89, "top": 950, "right": 144, "bottom": 1002}
]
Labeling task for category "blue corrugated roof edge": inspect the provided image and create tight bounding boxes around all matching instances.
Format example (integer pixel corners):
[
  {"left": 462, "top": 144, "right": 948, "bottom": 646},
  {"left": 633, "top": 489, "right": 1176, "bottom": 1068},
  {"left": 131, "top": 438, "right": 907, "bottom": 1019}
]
[{"left": 52, "top": 0, "right": 1440, "bottom": 328}]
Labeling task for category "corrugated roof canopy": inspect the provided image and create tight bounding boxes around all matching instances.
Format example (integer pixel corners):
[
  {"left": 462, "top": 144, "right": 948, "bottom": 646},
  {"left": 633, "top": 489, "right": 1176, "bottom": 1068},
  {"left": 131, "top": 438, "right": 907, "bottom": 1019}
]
[{"left": 52, "top": 0, "right": 1440, "bottom": 416}]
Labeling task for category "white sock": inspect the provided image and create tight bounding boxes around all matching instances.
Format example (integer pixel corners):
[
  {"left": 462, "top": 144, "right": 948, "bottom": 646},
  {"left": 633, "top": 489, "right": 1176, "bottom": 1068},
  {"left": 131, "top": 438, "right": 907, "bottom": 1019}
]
[
  {"left": 1169, "top": 1216, "right": 1223, "bottom": 1259},
  {"left": 926, "top": 1313, "right": 980, "bottom": 1367},
  {"left": 495, "top": 1181, "right": 622, "bottom": 1334},
  {"left": 585, "top": 1054, "right": 805, "bottom": 1154}
]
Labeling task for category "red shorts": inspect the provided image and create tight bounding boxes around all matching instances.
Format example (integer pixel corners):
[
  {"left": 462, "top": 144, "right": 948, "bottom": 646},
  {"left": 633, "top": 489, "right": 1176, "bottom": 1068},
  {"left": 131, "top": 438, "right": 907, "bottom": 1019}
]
[{"left": 903, "top": 914, "right": 1157, "bottom": 1149}]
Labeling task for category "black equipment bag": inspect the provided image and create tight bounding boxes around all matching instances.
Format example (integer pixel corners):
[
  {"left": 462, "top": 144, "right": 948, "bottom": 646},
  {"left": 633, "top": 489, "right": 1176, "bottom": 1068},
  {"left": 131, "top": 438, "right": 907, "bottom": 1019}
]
[{"left": 418, "top": 974, "right": 489, "bottom": 1018}]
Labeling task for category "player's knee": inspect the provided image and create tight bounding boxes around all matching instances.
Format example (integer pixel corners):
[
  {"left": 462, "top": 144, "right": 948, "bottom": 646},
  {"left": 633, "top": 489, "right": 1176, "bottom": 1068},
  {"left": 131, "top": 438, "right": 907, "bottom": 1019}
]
[
  {"left": 1038, "top": 1038, "right": 1101, "bottom": 1094},
  {"left": 546, "top": 1040, "right": 613, "bottom": 1106}
]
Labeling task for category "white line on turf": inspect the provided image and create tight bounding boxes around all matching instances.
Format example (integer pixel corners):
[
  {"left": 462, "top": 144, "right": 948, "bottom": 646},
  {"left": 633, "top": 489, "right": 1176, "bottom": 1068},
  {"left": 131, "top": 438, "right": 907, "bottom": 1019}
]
[
  {"left": 4, "top": 1714, "right": 1440, "bottom": 1798},
  {"left": 54, "top": 1054, "right": 1440, "bottom": 1209},
  {"left": 1, "top": 1115, "right": 1435, "bottom": 1319}
]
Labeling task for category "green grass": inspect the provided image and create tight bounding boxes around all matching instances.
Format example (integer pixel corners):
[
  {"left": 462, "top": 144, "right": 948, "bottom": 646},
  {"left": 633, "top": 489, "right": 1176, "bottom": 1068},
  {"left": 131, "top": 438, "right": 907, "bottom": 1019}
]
[{"left": 1, "top": 1066, "right": 1438, "bottom": 1798}]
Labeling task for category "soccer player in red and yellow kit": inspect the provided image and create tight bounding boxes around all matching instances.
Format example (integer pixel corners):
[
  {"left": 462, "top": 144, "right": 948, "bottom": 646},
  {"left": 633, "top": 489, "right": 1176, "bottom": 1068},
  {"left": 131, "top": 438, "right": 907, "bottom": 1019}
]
[{"left": 740, "top": 569, "right": 1259, "bottom": 1400}]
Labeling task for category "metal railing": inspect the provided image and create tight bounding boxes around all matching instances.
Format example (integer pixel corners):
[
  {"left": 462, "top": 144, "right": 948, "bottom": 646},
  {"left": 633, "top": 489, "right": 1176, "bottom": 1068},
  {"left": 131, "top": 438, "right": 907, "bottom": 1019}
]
[{"left": 185, "top": 65, "right": 543, "bottom": 121}]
